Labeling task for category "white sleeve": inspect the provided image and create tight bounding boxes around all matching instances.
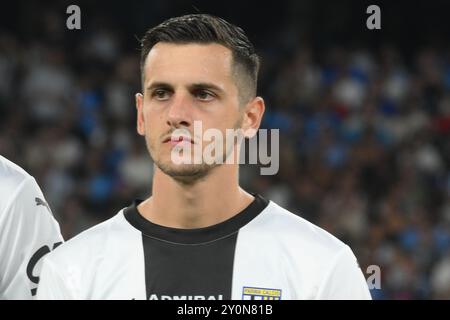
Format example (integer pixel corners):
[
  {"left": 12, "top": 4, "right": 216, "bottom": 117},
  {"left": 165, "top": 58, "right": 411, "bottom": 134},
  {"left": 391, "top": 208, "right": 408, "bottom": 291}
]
[
  {"left": 0, "top": 177, "right": 64, "bottom": 300},
  {"left": 316, "top": 245, "right": 372, "bottom": 300},
  {"left": 36, "top": 256, "right": 77, "bottom": 300}
]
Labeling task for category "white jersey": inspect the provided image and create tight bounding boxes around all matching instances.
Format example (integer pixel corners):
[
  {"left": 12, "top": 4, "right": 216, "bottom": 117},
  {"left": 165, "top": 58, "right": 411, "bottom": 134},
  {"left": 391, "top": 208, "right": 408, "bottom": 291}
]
[
  {"left": 0, "top": 155, "right": 63, "bottom": 299},
  {"left": 37, "top": 194, "right": 371, "bottom": 300}
]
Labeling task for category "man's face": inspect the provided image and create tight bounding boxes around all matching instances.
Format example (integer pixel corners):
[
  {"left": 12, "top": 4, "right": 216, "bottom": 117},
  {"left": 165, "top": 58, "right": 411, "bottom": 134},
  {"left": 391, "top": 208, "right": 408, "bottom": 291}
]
[{"left": 136, "top": 43, "right": 244, "bottom": 181}]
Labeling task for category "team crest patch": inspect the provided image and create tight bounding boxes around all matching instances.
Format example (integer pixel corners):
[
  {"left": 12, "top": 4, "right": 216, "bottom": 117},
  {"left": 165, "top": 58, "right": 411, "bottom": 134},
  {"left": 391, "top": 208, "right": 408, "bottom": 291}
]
[{"left": 242, "top": 287, "right": 282, "bottom": 300}]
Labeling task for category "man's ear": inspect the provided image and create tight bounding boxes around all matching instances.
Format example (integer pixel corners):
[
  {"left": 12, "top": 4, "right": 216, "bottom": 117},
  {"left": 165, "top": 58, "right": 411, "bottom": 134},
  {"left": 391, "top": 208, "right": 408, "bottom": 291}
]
[
  {"left": 241, "top": 96, "right": 265, "bottom": 138},
  {"left": 136, "top": 93, "right": 145, "bottom": 136}
]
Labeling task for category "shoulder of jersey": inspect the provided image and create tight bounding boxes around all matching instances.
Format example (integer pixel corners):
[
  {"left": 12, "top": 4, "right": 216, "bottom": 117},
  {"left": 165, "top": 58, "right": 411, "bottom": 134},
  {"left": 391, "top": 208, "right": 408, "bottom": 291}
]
[
  {"left": 254, "top": 200, "right": 348, "bottom": 254},
  {"left": 44, "top": 210, "right": 128, "bottom": 265},
  {"left": 0, "top": 155, "right": 33, "bottom": 189},
  {"left": 0, "top": 156, "right": 34, "bottom": 211},
  {"left": 46, "top": 200, "right": 349, "bottom": 266}
]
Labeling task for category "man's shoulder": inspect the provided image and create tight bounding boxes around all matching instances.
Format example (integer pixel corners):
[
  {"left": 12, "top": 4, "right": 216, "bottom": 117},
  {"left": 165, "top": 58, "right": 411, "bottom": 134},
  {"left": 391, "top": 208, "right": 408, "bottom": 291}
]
[
  {"left": 0, "top": 156, "right": 37, "bottom": 214},
  {"left": 0, "top": 155, "right": 33, "bottom": 192},
  {"left": 0, "top": 155, "right": 30, "bottom": 179},
  {"left": 45, "top": 210, "right": 129, "bottom": 266},
  {"left": 254, "top": 200, "right": 348, "bottom": 253}
]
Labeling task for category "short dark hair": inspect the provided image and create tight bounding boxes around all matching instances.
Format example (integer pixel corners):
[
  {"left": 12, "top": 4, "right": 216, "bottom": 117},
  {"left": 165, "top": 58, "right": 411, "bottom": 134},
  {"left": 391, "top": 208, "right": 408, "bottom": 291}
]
[{"left": 140, "top": 14, "right": 260, "bottom": 103}]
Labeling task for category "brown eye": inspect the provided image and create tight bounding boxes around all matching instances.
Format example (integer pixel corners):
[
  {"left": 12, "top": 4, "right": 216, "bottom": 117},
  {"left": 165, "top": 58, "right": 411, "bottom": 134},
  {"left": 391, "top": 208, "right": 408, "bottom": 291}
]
[
  {"left": 195, "top": 90, "right": 214, "bottom": 101},
  {"left": 153, "top": 89, "right": 171, "bottom": 101}
]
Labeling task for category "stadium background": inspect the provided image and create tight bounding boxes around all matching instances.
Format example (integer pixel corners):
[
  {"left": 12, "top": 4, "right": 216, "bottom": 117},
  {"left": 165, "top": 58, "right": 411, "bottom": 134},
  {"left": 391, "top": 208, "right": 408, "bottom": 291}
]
[{"left": 1, "top": 0, "right": 449, "bottom": 299}]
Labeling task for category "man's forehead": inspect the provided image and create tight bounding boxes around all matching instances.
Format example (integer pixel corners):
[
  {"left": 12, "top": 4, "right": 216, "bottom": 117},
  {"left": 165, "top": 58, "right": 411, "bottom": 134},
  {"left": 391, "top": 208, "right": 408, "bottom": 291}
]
[
  {"left": 146, "top": 42, "right": 232, "bottom": 63},
  {"left": 143, "top": 42, "right": 234, "bottom": 84}
]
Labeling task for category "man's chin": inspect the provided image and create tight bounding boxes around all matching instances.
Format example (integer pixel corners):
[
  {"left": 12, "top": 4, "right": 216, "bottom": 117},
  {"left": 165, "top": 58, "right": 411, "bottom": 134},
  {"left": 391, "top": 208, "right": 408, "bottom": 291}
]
[{"left": 156, "top": 162, "right": 215, "bottom": 183}]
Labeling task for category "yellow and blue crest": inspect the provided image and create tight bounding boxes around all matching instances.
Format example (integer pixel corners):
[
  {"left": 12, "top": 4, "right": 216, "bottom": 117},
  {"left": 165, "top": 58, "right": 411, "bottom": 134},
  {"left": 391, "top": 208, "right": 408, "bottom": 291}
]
[{"left": 242, "top": 287, "right": 282, "bottom": 300}]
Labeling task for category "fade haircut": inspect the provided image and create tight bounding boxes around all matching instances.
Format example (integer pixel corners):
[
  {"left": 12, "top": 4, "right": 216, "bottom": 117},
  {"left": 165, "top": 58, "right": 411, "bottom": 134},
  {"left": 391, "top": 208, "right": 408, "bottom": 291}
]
[{"left": 140, "top": 14, "right": 260, "bottom": 104}]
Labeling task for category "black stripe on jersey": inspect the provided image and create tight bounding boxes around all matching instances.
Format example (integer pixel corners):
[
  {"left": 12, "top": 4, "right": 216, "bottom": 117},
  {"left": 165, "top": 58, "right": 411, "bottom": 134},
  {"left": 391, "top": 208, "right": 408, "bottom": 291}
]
[
  {"left": 124, "top": 193, "right": 269, "bottom": 300},
  {"left": 141, "top": 232, "right": 238, "bottom": 299}
]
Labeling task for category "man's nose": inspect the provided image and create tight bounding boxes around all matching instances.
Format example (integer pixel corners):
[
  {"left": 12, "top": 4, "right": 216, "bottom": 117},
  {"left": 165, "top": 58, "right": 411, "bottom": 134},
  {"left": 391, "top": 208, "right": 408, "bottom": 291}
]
[{"left": 166, "top": 92, "right": 192, "bottom": 128}]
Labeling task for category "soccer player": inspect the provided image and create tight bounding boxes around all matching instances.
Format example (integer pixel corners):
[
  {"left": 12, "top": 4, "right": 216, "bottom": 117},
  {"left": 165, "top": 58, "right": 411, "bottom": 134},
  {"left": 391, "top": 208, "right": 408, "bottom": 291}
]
[
  {"left": 37, "top": 14, "right": 371, "bottom": 300},
  {"left": 0, "top": 155, "right": 63, "bottom": 299}
]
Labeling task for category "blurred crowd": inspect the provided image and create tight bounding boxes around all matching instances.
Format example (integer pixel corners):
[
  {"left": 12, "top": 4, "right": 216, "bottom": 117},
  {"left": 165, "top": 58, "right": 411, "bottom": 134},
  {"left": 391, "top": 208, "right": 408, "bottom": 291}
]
[{"left": 1, "top": 2, "right": 449, "bottom": 300}]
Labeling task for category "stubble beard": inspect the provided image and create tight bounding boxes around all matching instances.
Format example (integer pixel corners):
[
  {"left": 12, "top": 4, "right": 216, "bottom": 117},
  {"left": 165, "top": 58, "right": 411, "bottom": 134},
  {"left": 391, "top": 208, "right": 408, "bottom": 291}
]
[{"left": 145, "top": 117, "right": 243, "bottom": 184}]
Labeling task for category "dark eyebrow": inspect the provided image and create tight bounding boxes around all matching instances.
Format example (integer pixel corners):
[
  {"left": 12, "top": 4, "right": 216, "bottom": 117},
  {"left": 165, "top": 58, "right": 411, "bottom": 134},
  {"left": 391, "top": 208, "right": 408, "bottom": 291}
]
[
  {"left": 187, "top": 83, "right": 225, "bottom": 95},
  {"left": 145, "top": 82, "right": 174, "bottom": 92}
]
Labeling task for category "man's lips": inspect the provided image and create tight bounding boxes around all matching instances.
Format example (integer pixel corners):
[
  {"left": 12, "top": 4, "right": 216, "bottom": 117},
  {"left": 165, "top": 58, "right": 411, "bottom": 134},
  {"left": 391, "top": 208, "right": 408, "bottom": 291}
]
[{"left": 163, "top": 135, "right": 194, "bottom": 145}]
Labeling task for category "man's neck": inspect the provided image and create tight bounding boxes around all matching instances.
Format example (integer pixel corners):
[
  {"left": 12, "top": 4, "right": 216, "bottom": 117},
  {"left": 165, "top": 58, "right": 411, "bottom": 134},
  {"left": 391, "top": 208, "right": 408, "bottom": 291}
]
[{"left": 138, "top": 165, "right": 254, "bottom": 229}]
